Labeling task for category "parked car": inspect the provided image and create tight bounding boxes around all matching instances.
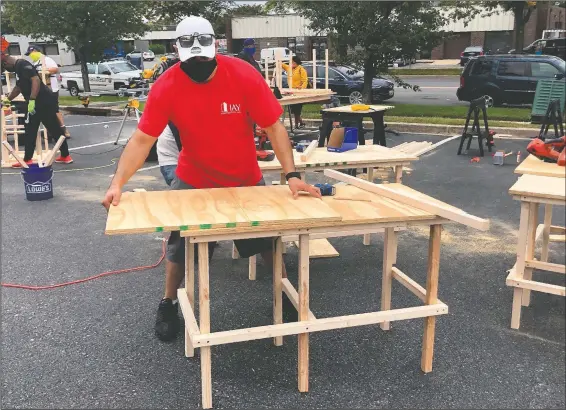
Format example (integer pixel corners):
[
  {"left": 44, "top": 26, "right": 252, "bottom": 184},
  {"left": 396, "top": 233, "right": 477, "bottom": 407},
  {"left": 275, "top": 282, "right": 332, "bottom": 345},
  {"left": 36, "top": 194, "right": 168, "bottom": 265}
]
[
  {"left": 142, "top": 50, "right": 155, "bottom": 61},
  {"left": 460, "top": 46, "right": 486, "bottom": 66},
  {"left": 283, "top": 63, "right": 394, "bottom": 104},
  {"left": 509, "top": 37, "right": 566, "bottom": 59},
  {"left": 456, "top": 54, "right": 565, "bottom": 106},
  {"left": 60, "top": 60, "right": 143, "bottom": 96}
]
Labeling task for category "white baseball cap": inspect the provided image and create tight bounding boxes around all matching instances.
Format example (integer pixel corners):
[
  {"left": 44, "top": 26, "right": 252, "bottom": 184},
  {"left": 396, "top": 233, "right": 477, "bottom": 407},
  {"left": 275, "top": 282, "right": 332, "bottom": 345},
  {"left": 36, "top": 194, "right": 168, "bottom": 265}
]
[{"left": 175, "top": 16, "right": 216, "bottom": 62}]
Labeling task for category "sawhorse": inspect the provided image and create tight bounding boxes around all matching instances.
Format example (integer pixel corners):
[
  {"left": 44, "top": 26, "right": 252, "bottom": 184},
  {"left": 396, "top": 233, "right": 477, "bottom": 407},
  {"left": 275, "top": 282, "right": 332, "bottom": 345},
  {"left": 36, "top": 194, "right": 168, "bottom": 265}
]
[{"left": 457, "top": 96, "right": 495, "bottom": 157}]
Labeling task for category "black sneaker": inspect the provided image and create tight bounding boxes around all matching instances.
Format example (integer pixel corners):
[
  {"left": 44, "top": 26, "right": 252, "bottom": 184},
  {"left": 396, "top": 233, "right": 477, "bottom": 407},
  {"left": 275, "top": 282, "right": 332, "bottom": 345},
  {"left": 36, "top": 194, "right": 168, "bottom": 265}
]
[{"left": 155, "top": 298, "right": 180, "bottom": 342}]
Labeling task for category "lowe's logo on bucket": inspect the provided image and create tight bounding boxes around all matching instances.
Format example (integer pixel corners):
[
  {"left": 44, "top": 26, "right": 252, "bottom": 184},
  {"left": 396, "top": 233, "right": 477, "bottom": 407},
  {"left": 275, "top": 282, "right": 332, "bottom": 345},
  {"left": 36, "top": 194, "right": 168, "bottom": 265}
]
[{"left": 25, "top": 182, "right": 52, "bottom": 194}]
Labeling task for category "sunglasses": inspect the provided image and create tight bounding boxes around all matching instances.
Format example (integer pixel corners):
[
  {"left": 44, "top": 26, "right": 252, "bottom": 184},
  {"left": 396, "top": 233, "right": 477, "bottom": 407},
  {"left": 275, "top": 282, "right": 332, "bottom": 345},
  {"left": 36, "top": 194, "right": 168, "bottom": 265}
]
[{"left": 177, "top": 34, "right": 215, "bottom": 48}]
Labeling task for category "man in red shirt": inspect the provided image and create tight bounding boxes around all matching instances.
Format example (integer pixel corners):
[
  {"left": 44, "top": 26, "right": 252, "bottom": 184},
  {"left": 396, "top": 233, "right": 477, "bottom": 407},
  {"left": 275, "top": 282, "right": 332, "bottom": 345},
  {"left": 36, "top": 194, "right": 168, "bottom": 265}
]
[{"left": 102, "top": 16, "right": 321, "bottom": 342}]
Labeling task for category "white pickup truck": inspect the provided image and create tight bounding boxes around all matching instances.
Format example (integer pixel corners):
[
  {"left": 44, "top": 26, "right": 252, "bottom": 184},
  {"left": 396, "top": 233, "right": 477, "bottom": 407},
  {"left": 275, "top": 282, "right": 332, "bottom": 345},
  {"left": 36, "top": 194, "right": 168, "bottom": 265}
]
[{"left": 60, "top": 60, "right": 143, "bottom": 96}]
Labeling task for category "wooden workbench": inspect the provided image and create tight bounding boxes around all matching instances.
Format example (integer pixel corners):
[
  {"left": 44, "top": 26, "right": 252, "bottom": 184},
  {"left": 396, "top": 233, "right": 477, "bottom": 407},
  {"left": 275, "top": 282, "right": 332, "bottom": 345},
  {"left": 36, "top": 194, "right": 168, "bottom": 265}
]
[
  {"left": 105, "top": 182, "right": 488, "bottom": 409},
  {"left": 507, "top": 173, "right": 565, "bottom": 329},
  {"left": 278, "top": 90, "right": 334, "bottom": 106},
  {"left": 319, "top": 104, "right": 394, "bottom": 147}
]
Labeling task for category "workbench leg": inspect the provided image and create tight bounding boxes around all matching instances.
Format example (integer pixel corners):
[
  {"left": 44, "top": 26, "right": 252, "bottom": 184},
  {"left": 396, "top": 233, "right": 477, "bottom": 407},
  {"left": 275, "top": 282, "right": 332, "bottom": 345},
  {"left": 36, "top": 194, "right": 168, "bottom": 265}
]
[
  {"left": 232, "top": 242, "right": 240, "bottom": 259},
  {"left": 394, "top": 165, "right": 403, "bottom": 183},
  {"left": 541, "top": 204, "right": 553, "bottom": 263},
  {"left": 298, "top": 234, "right": 310, "bottom": 392},
  {"left": 198, "top": 243, "right": 212, "bottom": 409},
  {"left": 249, "top": 255, "right": 257, "bottom": 280},
  {"left": 421, "top": 224, "right": 441, "bottom": 374},
  {"left": 185, "top": 240, "right": 195, "bottom": 358},
  {"left": 363, "top": 168, "right": 375, "bottom": 246},
  {"left": 522, "top": 203, "right": 538, "bottom": 307},
  {"left": 273, "top": 237, "right": 283, "bottom": 346},
  {"left": 511, "top": 202, "right": 530, "bottom": 329},
  {"left": 380, "top": 227, "right": 398, "bottom": 331}
]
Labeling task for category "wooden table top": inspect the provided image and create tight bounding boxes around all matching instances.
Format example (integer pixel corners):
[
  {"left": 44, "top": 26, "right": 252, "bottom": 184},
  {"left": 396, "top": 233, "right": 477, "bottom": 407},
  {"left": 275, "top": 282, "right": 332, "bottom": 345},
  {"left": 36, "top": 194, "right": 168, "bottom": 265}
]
[
  {"left": 105, "top": 184, "right": 438, "bottom": 237},
  {"left": 514, "top": 154, "right": 566, "bottom": 178},
  {"left": 509, "top": 174, "right": 566, "bottom": 202},
  {"left": 278, "top": 91, "right": 334, "bottom": 106},
  {"left": 259, "top": 144, "right": 417, "bottom": 172},
  {"left": 322, "top": 105, "right": 394, "bottom": 114}
]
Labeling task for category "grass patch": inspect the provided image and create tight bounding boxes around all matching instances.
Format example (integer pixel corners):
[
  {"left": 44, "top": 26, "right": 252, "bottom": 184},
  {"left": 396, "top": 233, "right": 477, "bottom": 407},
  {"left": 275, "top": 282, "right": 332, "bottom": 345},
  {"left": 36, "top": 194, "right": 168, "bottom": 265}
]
[
  {"left": 301, "top": 103, "right": 532, "bottom": 122},
  {"left": 384, "top": 116, "right": 538, "bottom": 129},
  {"left": 388, "top": 68, "right": 462, "bottom": 76},
  {"left": 59, "top": 95, "right": 129, "bottom": 106}
]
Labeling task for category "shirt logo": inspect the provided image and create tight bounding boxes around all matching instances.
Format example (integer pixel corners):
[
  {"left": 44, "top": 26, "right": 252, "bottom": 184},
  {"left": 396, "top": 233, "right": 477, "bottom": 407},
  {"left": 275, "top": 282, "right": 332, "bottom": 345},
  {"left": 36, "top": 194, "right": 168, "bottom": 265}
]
[{"left": 220, "top": 102, "right": 241, "bottom": 115}]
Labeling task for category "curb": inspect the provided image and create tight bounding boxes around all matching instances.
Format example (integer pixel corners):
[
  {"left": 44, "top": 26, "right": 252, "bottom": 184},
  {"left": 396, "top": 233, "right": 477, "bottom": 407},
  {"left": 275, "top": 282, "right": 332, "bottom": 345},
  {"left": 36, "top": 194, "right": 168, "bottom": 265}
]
[{"left": 301, "top": 119, "right": 538, "bottom": 139}]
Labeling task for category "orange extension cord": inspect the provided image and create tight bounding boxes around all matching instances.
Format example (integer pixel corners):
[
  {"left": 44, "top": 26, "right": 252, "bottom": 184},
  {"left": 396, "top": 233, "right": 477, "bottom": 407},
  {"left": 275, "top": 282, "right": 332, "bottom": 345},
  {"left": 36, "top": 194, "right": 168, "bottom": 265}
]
[{"left": 1, "top": 240, "right": 166, "bottom": 290}]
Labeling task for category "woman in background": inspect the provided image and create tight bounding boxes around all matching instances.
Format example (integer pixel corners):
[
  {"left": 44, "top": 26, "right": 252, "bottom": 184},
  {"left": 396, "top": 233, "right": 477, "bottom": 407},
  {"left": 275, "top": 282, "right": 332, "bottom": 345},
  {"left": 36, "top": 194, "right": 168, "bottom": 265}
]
[{"left": 282, "top": 56, "right": 308, "bottom": 128}]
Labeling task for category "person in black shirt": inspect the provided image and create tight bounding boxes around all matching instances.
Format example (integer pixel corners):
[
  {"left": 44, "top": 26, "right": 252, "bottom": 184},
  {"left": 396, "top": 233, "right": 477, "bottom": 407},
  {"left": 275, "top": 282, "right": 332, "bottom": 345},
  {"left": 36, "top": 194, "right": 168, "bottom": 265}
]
[
  {"left": 236, "top": 38, "right": 262, "bottom": 73},
  {"left": 1, "top": 54, "right": 73, "bottom": 167}
]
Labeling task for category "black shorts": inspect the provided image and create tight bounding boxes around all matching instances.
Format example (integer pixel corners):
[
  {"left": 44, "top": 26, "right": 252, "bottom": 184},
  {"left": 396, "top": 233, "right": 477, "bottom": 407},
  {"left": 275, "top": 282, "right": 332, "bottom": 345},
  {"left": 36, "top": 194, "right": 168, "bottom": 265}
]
[
  {"left": 52, "top": 90, "right": 60, "bottom": 112},
  {"left": 290, "top": 103, "right": 303, "bottom": 115},
  {"left": 166, "top": 176, "right": 274, "bottom": 263}
]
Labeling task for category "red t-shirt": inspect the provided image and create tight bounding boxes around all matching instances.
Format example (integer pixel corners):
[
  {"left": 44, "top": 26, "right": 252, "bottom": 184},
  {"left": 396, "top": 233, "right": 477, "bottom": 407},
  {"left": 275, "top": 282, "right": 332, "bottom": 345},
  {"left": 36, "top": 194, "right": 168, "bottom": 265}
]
[{"left": 138, "top": 54, "right": 283, "bottom": 188}]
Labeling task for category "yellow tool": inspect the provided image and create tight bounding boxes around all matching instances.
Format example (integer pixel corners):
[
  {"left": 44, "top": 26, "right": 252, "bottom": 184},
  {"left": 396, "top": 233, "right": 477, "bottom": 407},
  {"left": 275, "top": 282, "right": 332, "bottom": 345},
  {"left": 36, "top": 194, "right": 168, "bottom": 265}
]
[
  {"left": 351, "top": 104, "right": 370, "bottom": 111},
  {"left": 127, "top": 98, "right": 140, "bottom": 109}
]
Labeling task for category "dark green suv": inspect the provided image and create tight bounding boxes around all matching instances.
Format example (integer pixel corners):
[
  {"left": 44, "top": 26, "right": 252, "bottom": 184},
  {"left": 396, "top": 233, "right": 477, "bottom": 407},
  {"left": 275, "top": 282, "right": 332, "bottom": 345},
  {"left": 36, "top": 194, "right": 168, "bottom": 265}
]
[{"left": 456, "top": 54, "right": 565, "bottom": 106}]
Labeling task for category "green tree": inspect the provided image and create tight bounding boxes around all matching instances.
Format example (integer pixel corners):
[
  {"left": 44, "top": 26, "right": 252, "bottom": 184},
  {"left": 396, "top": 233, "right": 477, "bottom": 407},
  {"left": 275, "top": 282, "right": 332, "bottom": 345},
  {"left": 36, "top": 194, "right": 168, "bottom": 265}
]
[
  {"left": 482, "top": 1, "right": 538, "bottom": 52},
  {"left": 267, "top": 1, "right": 474, "bottom": 103},
  {"left": 148, "top": 0, "right": 233, "bottom": 36},
  {"left": 3, "top": 1, "right": 149, "bottom": 92}
]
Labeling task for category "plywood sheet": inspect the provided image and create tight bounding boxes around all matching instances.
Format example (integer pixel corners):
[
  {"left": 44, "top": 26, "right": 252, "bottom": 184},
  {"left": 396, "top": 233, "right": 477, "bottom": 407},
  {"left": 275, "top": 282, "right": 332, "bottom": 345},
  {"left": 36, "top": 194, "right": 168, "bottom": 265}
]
[
  {"left": 279, "top": 92, "right": 334, "bottom": 106},
  {"left": 106, "top": 185, "right": 342, "bottom": 235},
  {"left": 509, "top": 174, "right": 566, "bottom": 201},
  {"left": 323, "top": 185, "right": 434, "bottom": 224},
  {"left": 514, "top": 154, "right": 566, "bottom": 178},
  {"left": 322, "top": 104, "right": 394, "bottom": 114},
  {"left": 259, "top": 144, "right": 417, "bottom": 172},
  {"left": 229, "top": 185, "right": 341, "bottom": 228},
  {"left": 293, "top": 238, "right": 339, "bottom": 258}
]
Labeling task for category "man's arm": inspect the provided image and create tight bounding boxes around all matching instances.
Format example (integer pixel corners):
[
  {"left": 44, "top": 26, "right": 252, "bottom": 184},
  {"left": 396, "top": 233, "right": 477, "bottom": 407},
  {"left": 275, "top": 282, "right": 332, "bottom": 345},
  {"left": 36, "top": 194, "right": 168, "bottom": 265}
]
[
  {"left": 102, "top": 129, "right": 156, "bottom": 209},
  {"left": 264, "top": 120, "right": 295, "bottom": 175},
  {"left": 7, "top": 85, "right": 21, "bottom": 101},
  {"left": 29, "top": 76, "right": 40, "bottom": 100},
  {"left": 264, "top": 120, "right": 321, "bottom": 198}
]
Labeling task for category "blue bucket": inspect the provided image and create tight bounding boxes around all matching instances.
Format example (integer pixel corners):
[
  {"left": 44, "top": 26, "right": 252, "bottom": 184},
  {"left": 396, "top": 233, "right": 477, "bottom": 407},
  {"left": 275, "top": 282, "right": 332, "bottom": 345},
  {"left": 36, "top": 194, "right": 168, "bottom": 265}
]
[{"left": 21, "top": 164, "right": 54, "bottom": 201}]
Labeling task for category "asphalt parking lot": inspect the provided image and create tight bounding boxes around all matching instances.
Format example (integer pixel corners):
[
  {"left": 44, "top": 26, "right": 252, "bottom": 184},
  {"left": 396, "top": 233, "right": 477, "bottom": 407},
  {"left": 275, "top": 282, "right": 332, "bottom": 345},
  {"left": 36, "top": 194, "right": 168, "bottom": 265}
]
[{"left": 1, "top": 117, "right": 564, "bottom": 409}]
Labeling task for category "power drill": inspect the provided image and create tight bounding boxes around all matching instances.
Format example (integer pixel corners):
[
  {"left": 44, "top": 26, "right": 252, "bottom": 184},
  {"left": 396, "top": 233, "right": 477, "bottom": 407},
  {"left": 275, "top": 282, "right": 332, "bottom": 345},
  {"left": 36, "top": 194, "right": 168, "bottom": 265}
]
[
  {"left": 314, "top": 183, "right": 336, "bottom": 196},
  {"left": 256, "top": 127, "right": 275, "bottom": 161}
]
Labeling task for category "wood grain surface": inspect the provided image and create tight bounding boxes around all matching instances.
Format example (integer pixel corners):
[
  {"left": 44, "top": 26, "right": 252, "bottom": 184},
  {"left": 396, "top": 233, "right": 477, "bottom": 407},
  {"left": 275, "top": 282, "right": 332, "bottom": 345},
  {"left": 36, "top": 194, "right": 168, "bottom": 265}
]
[
  {"left": 259, "top": 144, "right": 417, "bottom": 172},
  {"left": 509, "top": 174, "right": 566, "bottom": 201},
  {"left": 105, "top": 185, "right": 342, "bottom": 235},
  {"left": 514, "top": 155, "right": 566, "bottom": 178},
  {"left": 322, "top": 104, "right": 394, "bottom": 114}
]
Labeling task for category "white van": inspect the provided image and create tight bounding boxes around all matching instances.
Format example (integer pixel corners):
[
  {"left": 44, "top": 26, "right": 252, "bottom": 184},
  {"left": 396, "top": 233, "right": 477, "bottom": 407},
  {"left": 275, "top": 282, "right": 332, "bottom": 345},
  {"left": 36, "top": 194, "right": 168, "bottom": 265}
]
[{"left": 260, "top": 47, "right": 291, "bottom": 65}]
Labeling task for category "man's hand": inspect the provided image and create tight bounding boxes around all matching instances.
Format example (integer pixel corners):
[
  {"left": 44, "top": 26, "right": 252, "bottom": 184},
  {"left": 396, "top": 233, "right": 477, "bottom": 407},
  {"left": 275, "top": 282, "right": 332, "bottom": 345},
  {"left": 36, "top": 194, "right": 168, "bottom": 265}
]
[
  {"left": 102, "top": 184, "right": 122, "bottom": 211},
  {"left": 27, "top": 100, "right": 36, "bottom": 114},
  {"left": 287, "top": 177, "right": 322, "bottom": 199}
]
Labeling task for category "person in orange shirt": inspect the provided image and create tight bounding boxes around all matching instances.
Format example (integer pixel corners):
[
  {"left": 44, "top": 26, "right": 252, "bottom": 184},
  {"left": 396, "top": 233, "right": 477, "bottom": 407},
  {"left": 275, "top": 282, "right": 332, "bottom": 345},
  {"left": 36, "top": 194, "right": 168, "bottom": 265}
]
[{"left": 282, "top": 56, "right": 308, "bottom": 128}]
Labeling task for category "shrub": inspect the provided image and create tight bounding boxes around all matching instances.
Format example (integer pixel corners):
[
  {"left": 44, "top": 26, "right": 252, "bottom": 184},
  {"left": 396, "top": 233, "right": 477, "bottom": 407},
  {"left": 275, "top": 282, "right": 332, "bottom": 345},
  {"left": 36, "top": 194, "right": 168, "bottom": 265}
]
[{"left": 149, "top": 44, "right": 165, "bottom": 55}]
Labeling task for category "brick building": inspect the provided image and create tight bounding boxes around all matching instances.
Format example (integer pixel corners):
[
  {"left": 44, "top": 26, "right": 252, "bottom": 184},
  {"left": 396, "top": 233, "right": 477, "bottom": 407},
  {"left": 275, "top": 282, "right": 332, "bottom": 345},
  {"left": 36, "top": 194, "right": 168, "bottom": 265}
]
[{"left": 432, "top": 2, "right": 566, "bottom": 59}]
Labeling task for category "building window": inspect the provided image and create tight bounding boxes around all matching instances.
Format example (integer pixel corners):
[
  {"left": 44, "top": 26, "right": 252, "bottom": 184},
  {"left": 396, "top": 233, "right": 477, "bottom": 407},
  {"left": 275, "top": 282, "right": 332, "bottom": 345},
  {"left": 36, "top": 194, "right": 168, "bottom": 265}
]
[
  {"left": 7, "top": 44, "right": 21, "bottom": 56},
  {"left": 28, "top": 43, "right": 59, "bottom": 55},
  {"left": 44, "top": 43, "right": 59, "bottom": 56},
  {"left": 555, "top": 21, "right": 564, "bottom": 29}
]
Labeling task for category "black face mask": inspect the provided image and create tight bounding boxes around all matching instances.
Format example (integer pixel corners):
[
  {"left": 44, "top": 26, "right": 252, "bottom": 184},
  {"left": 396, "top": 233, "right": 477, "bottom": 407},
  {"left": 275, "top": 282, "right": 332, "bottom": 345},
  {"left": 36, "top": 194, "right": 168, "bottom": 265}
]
[{"left": 180, "top": 58, "right": 217, "bottom": 83}]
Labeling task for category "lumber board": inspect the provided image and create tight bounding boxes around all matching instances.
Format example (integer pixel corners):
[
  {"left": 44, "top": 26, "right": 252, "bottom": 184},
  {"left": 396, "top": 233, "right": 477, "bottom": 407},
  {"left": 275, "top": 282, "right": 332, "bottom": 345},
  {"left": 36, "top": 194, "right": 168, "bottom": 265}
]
[
  {"left": 509, "top": 175, "right": 566, "bottom": 202},
  {"left": 105, "top": 185, "right": 341, "bottom": 235},
  {"left": 322, "top": 104, "right": 394, "bottom": 114},
  {"left": 293, "top": 238, "right": 339, "bottom": 258},
  {"left": 515, "top": 155, "right": 566, "bottom": 178},
  {"left": 281, "top": 278, "right": 316, "bottom": 320},
  {"left": 278, "top": 92, "right": 334, "bottom": 106},
  {"left": 323, "top": 185, "right": 434, "bottom": 224},
  {"left": 259, "top": 144, "right": 417, "bottom": 172},
  {"left": 300, "top": 140, "right": 318, "bottom": 162},
  {"left": 191, "top": 303, "right": 449, "bottom": 347},
  {"left": 324, "top": 170, "right": 490, "bottom": 231}
]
